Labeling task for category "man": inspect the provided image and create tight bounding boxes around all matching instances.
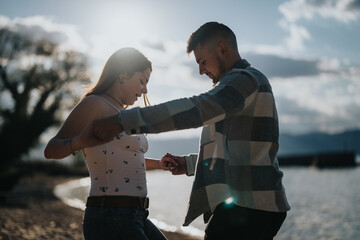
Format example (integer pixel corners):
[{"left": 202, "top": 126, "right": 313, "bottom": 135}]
[{"left": 83, "top": 22, "right": 290, "bottom": 239}]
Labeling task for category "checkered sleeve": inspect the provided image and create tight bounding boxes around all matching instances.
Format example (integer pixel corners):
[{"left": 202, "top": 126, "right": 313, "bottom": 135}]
[{"left": 118, "top": 70, "right": 259, "bottom": 135}]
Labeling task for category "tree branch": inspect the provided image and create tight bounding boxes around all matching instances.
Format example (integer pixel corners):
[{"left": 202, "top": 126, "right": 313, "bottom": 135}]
[{"left": 0, "top": 65, "right": 18, "bottom": 97}]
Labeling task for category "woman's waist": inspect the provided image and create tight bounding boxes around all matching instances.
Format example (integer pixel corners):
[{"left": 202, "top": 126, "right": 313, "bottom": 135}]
[
  {"left": 89, "top": 182, "right": 147, "bottom": 197},
  {"left": 90, "top": 176, "right": 147, "bottom": 184},
  {"left": 86, "top": 195, "right": 149, "bottom": 209}
]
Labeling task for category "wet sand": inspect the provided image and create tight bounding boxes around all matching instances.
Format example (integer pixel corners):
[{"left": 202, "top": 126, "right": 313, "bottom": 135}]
[{"left": 0, "top": 174, "right": 201, "bottom": 240}]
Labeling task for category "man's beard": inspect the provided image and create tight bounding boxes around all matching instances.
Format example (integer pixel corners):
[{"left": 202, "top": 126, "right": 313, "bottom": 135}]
[{"left": 212, "top": 57, "right": 226, "bottom": 85}]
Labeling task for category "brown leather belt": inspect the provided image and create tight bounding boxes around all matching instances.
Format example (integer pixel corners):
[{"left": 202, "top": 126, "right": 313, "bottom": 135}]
[{"left": 86, "top": 196, "right": 149, "bottom": 209}]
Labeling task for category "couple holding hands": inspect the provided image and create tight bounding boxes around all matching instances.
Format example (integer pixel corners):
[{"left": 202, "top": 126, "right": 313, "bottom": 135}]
[{"left": 45, "top": 22, "right": 290, "bottom": 240}]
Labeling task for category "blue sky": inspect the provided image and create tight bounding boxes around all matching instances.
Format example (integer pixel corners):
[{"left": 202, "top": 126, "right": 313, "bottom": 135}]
[{"left": 1, "top": 0, "right": 360, "bottom": 140}]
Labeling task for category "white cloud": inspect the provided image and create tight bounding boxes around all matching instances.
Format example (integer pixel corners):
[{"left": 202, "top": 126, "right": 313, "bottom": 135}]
[
  {"left": 272, "top": 64, "right": 360, "bottom": 134},
  {"left": 317, "top": 57, "right": 342, "bottom": 72},
  {"left": 0, "top": 15, "right": 88, "bottom": 52},
  {"left": 240, "top": 43, "right": 288, "bottom": 57},
  {"left": 278, "top": 0, "right": 360, "bottom": 52},
  {"left": 282, "top": 22, "right": 311, "bottom": 51},
  {"left": 279, "top": 0, "right": 360, "bottom": 24},
  {"left": 0, "top": 15, "right": 10, "bottom": 26}
]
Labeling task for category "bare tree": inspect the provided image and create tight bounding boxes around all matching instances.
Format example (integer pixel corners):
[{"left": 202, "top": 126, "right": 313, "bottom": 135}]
[{"left": 0, "top": 25, "right": 91, "bottom": 172}]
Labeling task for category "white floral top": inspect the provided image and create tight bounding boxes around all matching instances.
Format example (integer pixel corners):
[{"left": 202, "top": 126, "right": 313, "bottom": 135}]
[{"left": 84, "top": 97, "right": 148, "bottom": 197}]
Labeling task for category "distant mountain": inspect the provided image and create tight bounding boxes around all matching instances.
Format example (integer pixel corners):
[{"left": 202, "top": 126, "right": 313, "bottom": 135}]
[
  {"left": 278, "top": 129, "right": 360, "bottom": 156},
  {"left": 145, "top": 129, "right": 360, "bottom": 159}
]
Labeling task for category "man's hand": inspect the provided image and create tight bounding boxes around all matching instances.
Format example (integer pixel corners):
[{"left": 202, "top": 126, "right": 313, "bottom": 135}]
[
  {"left": 76, "top": 121, "right": 110, "bottom": 149},
  {"left": 75, "top": 114, "right": 124, "bottom": 149},
  {"left": 93, "top": 115, "right": 124, "bottom": 141},
  {"left": 161, "top": 153, "right": 187, "bottom": 175}
]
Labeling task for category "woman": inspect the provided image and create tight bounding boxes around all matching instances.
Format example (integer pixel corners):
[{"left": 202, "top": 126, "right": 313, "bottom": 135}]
[{"left": 44, "top": 48, "right": 174, "bottom": 239}]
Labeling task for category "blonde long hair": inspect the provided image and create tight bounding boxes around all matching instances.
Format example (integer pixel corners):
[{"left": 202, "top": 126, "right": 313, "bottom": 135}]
[{"left": 82, "top": 48, "right": 152, "bottom": 106}]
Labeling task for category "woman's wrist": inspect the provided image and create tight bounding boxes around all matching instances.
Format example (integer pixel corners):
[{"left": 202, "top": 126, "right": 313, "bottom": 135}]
[{"left": 69, "top": 136, "right": 81, "bottom": 155}]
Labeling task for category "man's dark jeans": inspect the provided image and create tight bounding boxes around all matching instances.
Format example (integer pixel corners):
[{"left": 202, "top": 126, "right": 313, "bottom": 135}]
[{"left": 205, "top": 203, "right": 287, "bottom": 240}]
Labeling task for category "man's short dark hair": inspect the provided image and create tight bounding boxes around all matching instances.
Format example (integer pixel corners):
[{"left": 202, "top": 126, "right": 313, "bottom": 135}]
[{"left": 186, "top": 22, "right": 238, "bottom": 54}]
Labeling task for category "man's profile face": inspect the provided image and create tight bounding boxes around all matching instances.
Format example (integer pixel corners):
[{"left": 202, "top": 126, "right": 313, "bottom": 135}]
[{"left": 193, "top": 43, "right": 224, "bottom": 84}]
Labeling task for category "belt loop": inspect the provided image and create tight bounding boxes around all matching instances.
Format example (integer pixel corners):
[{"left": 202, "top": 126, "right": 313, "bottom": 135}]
[
  {"left": 145, "top": 197, "right": 149, "bottom": 209},
  {"left": 100, "top": 196, "right": 105, "bottom": 208},
  {"left": 137, "top": 197, "right": 142, "bottom": 209}
]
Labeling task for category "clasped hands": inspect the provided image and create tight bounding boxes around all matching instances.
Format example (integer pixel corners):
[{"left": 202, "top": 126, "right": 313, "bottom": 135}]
[{"left": 160, "top": 153, "right": 187, "bottom": 175}]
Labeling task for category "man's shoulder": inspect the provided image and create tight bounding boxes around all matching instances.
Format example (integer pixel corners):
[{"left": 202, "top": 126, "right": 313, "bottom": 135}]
[
  {"left": 222, "top": 67, "right": 259, "bottom": 82},
  {"left": 229, "top": 66, "right": 259, "bottom": 75},
  {"left": 228, "top": 67, "right": 268, "bottom": 83}
]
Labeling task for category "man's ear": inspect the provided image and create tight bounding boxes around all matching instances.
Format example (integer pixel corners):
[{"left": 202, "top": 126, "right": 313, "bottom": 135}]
[{"left": 218, "top": 41, "right": 228, "bottom": 56}]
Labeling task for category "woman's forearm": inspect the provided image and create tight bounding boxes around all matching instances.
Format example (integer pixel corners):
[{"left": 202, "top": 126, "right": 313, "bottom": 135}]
[
  {"left": 44, "top": 137, "right": 81, "bottom": 159},
  {"left": 145, "top": 158, "right": 161, "bottom": 170}
]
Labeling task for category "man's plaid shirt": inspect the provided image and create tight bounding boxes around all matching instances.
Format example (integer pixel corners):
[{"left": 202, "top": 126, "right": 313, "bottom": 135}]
[{"left": 118, "top": 59, "right": 291, "bottom": 226}]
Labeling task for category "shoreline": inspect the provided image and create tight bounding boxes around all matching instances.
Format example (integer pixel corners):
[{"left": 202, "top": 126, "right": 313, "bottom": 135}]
[{"left": 0, "top": 173, "right": 201, "bottom": 240}]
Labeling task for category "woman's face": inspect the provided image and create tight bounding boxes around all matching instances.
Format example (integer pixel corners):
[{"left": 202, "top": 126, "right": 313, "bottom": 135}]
[{"left": 119, "top": 68, "right": 151, "bottom": 106}]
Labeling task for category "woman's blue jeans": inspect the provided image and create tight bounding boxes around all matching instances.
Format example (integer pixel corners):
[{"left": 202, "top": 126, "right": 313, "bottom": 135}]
[{"left": 83, "top": 206, "right": 166, "bottom": 240}]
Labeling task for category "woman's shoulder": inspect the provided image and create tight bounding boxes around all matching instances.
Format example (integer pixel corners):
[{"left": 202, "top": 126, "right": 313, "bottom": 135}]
[
  {"left": 71, "top": 95, "right": 109, "bottom": 116},
  {"left": 78, "top": 95, "right": 108, "bottom": 108},
  {"left": 77, "top": 94, "right": 119, "bottom": 117},
  {"left": 81, "top": 94, "right": 104, "bottom": 103}
]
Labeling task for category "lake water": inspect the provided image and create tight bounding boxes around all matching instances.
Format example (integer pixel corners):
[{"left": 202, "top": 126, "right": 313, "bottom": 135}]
[{"left": 54, "top": 166, "right": 360, "bottom": 239}]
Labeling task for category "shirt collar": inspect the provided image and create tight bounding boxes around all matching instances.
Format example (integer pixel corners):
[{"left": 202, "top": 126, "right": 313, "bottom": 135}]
[
  {"left": 232, "top": 59, "right": 251, "bottom": 70},
  {"left": 216, "top": 59, "right": 251, "bottom": 85}
]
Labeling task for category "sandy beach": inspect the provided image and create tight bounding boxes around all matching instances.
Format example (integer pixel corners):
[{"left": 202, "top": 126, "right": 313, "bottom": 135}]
[{"left": 0, "top": 173, "right": 201, "bottom": 240}]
